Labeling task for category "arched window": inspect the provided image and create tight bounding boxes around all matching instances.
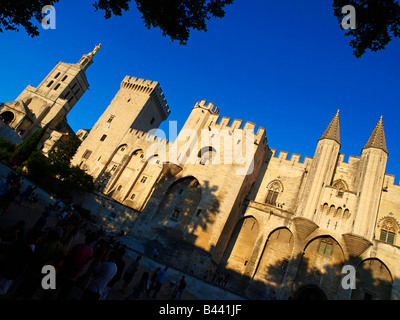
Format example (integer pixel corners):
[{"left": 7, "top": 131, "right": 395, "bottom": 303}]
[
  {"left": 198, "top": 146, "right": 217, "bottom": 165},
  {"left": 332, "top": 180, "right": 348, "bottom": 198},
  {"left": 317, "top": 237, "right": 337, "bottom": 257},
  {"left": 266, "top": 181, "right": 283, "bottom": 206},
  {"left": 0, "top": 111, "right": 15, "bottom": 125},
  {"left": 343, "top": 209, "right": 351, "bottom": 220},
  {"left": 379, "top": 219, "right": 397, "bottom": 245},
  {"left": 335, "top": 207, "right": 343, "bottom": 218}
]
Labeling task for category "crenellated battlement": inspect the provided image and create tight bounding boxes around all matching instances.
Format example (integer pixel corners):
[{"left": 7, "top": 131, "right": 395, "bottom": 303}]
[
  {"left": 192, "top": 100, "right": 266, "bottom": 144},
  {"left": 337, "top": 153, "right": 360, "bottom": 166},
  {"left": 127, "top": 128, "right": 170, "bottom": 145},
  {"left": 194, "top": 99, "right": 220, "bottom": 114},
  {"left": 269, "top": 148, "right": 313, "bottom": 169},
  {"left": 121, "top": 75, "right": 159, "bottom": 91},
  {"left": 384, "top": 173, "right": 400, "bottom": 189},
  {"left": 120, "top": 75, "right": 170, "bottom": 120},
  {"left": 211, "top": 116, "right": 265, "bottom": 141}
]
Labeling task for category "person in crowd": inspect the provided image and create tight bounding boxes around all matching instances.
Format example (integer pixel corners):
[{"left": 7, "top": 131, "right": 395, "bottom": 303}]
[
  {"left": 18, "top": 185, "right": 36, "bottom": 204},
  {"left": 106, "top": 247, "right": 126, "bottom": 291},
  {"left": 120, "top": 255, "right": 141, "bottom": 294},
  {"left": 81, "top": 250, "right": 118, "bottom": 300},
  {"left": 147, "top": 267, "right": 161, "bottom": 296},
  {"left": 0, "top": 229, "right": 42, "bottom": 296},
  {"left": 173, "top": 275, "right": 186, "bottom": 301},
  {"left": 12, "top": 227, "right": 64, "bottom": 300},
  {"left": 150, "top": 265, "right": 169, "bottom": 299},
  {"left": 54, "top": 231, "right": 98, "bottom": 300},
  {"left": 126, "top": 271, "right": 149, "bottom": 300}
]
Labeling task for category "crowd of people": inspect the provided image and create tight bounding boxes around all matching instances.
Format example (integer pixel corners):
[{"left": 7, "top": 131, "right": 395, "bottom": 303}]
[{"left": 0, "top": 172, "right": 189, "bottom": 300}]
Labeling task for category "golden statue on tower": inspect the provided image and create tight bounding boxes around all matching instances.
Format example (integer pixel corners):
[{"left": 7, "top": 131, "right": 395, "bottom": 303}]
[{"left": 89, "top": 43, "right": 102, "bottom": 56}]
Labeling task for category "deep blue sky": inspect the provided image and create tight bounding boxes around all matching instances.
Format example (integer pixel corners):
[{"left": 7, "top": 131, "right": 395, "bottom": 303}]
[{"left": 1, "top": 0, "right": 399, "bottom": 179}]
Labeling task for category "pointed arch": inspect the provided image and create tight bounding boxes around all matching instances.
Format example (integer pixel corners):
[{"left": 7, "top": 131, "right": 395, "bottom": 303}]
[
  {"left": 377, "top": 217, "right": 399, "bottom": 245},
  {"left": 198, "top": 146, "right": 217, "bottom": 165},
  {"left": 293, "top": 235, "right": 345, "bottom": 299},
  {"left": 332, "top": 179, "right": 348, "bottom": 197},
  {"left": 352, "top": 258, "right": 392, "bottom": 300},
  {"left": 251, "top": 227, "right": 294, "bottom": 294},
  {"left": 220, "top": 216, "right": 260, "bottom": 282},
  {"left": 156, "top": 176, "right": 202, "bottom": 225},
  {"left": 265, "top": 179, "right": 284, "bottom": 206},
  {"left": 267, "top": 179, "right": 284, "bottom": 192}
]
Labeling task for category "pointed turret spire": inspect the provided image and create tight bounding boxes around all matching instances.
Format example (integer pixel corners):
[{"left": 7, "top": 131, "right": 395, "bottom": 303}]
[
  {"left": 363, "top": 115, "right": 388, "bottom": 154},
  {"left": 319, "top": 109, "right": 341, "bottom": 144},
  {"left": 78, "top": 44, "right": 102, "bottom": 71}
]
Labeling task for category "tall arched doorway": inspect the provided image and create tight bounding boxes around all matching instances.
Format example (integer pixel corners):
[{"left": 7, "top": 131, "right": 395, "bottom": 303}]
[
  {"left": 351, "top": 258, "right": 392, "bottom": 300},
  {"left": 156, "top": 176, "right": 202, "bottom": 228},
  {"left": 221, "top": 217, "right": 260, "bottom": 286},
  {"left": 293, "top": 236, "right": 345, "bottom": 299},
  {"left": 250, "top": 228, "right": 294, "bottom": 297}
]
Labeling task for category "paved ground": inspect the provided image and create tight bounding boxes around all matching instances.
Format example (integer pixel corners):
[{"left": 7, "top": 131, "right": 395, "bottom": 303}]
[{"left": 0, "top": 195, "right": 197, "bottom": 300}]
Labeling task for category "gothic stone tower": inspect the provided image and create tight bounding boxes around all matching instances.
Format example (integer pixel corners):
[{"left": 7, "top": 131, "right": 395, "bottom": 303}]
[
  {"left": 0, "top": 45, "right": 101, "bottom": 152},
  {"left": 220, "top": 111, "right": 397, "bottom": 300},
  {"left": 71, "top": 75, "right": 171, "bottom": 183},
  {"left": 123, "top": 99, "right": 268, "bottom": 274}
]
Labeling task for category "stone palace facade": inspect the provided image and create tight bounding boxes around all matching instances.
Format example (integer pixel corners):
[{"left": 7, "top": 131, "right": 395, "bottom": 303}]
[{"left": 2, "top": 49, "right": 400, "bottom": 300}]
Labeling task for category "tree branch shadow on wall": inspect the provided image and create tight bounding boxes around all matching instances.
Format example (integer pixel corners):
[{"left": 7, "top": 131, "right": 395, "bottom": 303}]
[
  {"left": 90, "top": 164, "right": 397, "bottom": 301},
  {"left": 126, "top": 165, "right": 223, "bottom": 276},
  {"left": 241, "top": 253, "right": 394, "bottom": 300}
]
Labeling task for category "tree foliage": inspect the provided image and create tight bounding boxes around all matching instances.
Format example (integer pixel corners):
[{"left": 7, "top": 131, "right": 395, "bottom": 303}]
[
  {"left": 1, "top": 0, "right": 233, "bottom": 45},
  {"left": 24, "top": 135, "right": 94, "bottom": 194},
  {"left": 9, "top": 122, "right": 51, "bottom": 167},
  {"left": 48, "top": 134, "right": 81, "bottom": 163},
  {"left": 2, "top": 1, "right": 399, "bottom": 57},
  {"left": 131, "top": 0, "right": 234, "bottom": 44},
  {"left": 333, "top": 0, "right": 400, "bottom": 58},
  {"left": 0, "top": 0, "right": 59, "bottom": 37},
  {"left": 0, "top": 136, "right": 16, "bottom": 162},
  {"left": 25, "top": 150, "right": 52, "bottom": 181}
]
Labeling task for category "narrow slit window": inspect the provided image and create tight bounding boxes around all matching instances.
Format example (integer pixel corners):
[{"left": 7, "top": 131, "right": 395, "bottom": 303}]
[
  {"left": 82, "top": 150, "right": 92, "bottom": 159},
  {"left": 140, "top": 176, "right": 147, "bottom": 183}
]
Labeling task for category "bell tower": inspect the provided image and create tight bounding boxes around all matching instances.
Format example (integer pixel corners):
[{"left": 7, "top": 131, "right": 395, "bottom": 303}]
[{"left": 13, "top": 44, "right": 101, "bottom": 137}]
